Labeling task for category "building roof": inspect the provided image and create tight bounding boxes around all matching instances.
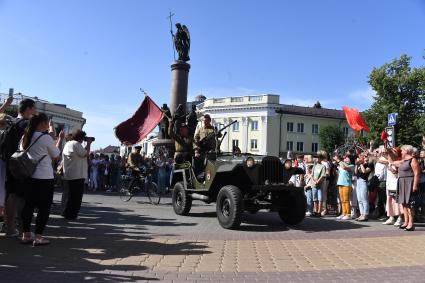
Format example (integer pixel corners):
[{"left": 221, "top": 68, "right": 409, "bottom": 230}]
[
  {"left": 99, "top": 145, "right": 120, "bottom": 154},
  {"left": 277, "top": 104, "right": 345, "bottom": 120}
]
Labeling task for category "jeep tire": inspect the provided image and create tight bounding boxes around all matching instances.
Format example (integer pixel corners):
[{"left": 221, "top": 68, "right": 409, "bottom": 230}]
[
  {"left": 216, "top": 185, "right": 243, "bottom": 229},
  {"left": 278, "top": 191, "right": 306, "bottom": 225},
  {"left": 172, "top": 182, "right": 192, "bottom": 215}
]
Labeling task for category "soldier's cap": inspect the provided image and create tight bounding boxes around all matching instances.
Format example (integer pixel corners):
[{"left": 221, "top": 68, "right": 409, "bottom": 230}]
[
  {"left": 134, "top": 146, "right": 142, "bottom": 150},
  {"left": 204, "top": 114, "right": 211, "bottom": 120}
]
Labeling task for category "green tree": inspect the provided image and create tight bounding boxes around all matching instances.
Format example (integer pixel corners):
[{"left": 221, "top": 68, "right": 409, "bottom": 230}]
[
  {"left": 318, "top": 124, "right": 345, "bottom": 154},
  {"left": 364, "top": 55, "right": 425, "bottom": 147}
]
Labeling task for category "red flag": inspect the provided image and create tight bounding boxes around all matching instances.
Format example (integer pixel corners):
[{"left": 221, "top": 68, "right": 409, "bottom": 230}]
[
  {"left": 114, "top": 96, "right": 164, "bottom": 145},
  {"left": 342, "top": 106, "right": 370, "bottom": 133}
]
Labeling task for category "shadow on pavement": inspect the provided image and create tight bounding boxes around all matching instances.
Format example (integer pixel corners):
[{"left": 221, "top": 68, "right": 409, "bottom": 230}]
[
  {"left": 237, "top": 212, "right": 369, "bottom": 232},
  {"left": 289, "top": 216, "right": 369, "bottom": 232},
  {"left": 0, "top": 204, "right": 210, "bottom": 282}
]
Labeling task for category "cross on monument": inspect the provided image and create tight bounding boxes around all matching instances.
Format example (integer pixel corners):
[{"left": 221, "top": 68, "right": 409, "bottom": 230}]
[{"left": 166, "top": 11, "right": 176, "bottom": 60}]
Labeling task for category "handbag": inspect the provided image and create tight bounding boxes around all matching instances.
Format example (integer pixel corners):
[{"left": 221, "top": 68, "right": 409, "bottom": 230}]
[{"left": 8, "top": 133, "right": 47, "bottom": 180}]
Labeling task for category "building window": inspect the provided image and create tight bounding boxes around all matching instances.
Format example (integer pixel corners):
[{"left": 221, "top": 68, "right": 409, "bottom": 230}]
[
  {"left": 214, "top": 123, "right": 221, "bottom": 130},
  {"left": 297, "top": 142, "right": 304, "bottom": 152},
  {"left": 232, "top": 121, "right": 240, "bottom": 132},
  {"left": 251, "top": 121, "right": 258, "bottom": 131},
  {"left": 232, "top": 139, "right": 239, "bottom": 149},
  {"left": 251, "top": 139, "right": 258, "bottom": 149},
  {"left": 231, "top": 97, "right": 243, "bottom": 102},
  {"left": 287, "top": 122, "right": 294, "bottom": 132},
  {"left": 343, "top": 127, "right": 349, "bottom": 137},
  {"left": 213, "top": 98, "right": 225, "bottom": 103},
  {"left": 312, "top": 143, "right": 318, "bottom": 153},
  {"left": 312, "top": 124, "right": 319, "bottom": 134},
  {"left": 286, "top": 141, "right": 293, "bottom": 151},
  {"left": 297, "top": 123, "right": 304, "bottom": 133},
  {"left": 249, "top": 96, "right": 262, "bottom": 102}
]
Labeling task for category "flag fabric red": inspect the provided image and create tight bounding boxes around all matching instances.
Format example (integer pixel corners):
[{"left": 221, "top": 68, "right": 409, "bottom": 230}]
[
  {"left": 380, "top": 130, "right": 388, "bottom": 142},
  {"left": 342, "top": 106, "right": 370, "bottom": 133},
  {"left": 114, "top": 96, "right": 164, "bottom": 145}
]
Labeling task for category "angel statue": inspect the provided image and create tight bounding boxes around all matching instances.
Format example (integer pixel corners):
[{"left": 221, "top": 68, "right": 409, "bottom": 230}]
[{"left": 173, "top": 23, "right": 190, "bottom": 62}]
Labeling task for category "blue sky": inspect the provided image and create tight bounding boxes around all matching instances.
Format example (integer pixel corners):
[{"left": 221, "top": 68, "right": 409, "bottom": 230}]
[{"left": 1, "top": 0, "right": 424, "bottom": 149}]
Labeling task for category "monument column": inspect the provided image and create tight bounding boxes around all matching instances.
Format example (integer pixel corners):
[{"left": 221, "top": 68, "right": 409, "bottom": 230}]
[{"left": 169, "top": 61, "right": 191, "bottom": 115}]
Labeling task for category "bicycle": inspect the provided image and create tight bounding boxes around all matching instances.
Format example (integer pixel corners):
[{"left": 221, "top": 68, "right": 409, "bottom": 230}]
[{"left": 119, "top": 168, "right": 161, "bottom": 204}]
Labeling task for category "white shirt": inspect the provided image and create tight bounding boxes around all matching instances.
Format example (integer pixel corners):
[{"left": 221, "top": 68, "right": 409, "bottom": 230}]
[
  {"left": 62, "top": 140, "right": 88, "bottom": 180},
  {"left": 374, "top": 161, "right": 387, "bottom": 181},
  {"left": 24, "top": 132, "right": 60, "bottom": 179}
]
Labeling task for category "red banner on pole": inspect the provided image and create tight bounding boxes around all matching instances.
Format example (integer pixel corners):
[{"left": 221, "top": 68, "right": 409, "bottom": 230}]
[
  {"left": 342, "top": 106, "right": 370, "bottom": 133},
  {"left": 114, "top": 96, "right": 164, "bottom": 145}
]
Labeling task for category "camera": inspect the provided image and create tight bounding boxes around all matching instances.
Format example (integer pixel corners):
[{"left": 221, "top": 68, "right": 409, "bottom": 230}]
[{"left": 84, "top": 136, "right": 95, "bottom": 142}]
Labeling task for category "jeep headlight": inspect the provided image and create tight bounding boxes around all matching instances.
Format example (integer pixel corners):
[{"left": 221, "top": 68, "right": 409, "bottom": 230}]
[{"left": 246, "top": 157, "right": 255, "bottom": 168}]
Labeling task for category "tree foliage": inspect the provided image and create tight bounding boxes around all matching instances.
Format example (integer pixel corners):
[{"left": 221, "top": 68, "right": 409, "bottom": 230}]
[
  {"left": 364, "top": 55, "right": 425, "bottom": 147},
  {"left": 318, "top": 124, "right": 345, "bottom": 154}
]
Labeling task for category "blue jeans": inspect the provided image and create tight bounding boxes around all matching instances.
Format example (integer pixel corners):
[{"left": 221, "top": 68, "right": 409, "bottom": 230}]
[
  {"left": 312, "top": 187, "right": 322, "bottom": 202},
  {"left": 305, "top": 188, "right": 313, "bottom": 213},
  {"left": 356, "top": 179, "right": 369, "bottom": 215}
]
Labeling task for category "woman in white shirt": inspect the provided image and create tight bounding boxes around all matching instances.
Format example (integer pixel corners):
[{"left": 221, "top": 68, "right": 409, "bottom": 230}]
[
  {"left": 62, "top": 130, "right": 91, "bottom": 220},
  {"left": 21, "top": 113, "right": 63, "bottom": 246}
]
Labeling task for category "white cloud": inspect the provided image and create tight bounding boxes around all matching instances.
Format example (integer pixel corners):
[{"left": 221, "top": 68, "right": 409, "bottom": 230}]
[{"left": 348, "top": 87, "right": 376, "bottom": 103}]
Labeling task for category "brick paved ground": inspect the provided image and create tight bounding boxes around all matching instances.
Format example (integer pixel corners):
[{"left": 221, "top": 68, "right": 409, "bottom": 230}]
[{"left": 1, "top": 192, "right": 425, "bottom": 282}]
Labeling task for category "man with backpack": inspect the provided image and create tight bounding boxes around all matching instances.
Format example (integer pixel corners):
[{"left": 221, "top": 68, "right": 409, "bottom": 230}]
[
  {"left": 1, "top": 99, "right": 36, "bottom": 237},
  {"left": 0, "top": 96, "right": 14, "bottom": 219}
]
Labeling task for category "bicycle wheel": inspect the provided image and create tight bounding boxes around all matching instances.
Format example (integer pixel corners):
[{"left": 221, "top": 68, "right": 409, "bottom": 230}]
[
  {"left": 119, "top": 178, "right": 137, "bottom": 202},
  {"left": 146, "top": 181, "right": 161, "bottom": 205}
]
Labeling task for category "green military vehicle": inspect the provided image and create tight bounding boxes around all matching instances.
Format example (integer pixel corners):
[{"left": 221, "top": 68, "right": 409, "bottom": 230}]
[{"left": 171, "top": 153, "right": 307, "bottom": 229}]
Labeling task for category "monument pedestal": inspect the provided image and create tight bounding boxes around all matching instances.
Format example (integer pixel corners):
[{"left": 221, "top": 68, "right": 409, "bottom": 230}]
[
  {"left": 153, "top": 60, "right": 191, "bottom": 158},
  {"left": 169, "top": 60, "right": 190, "bottom": 115}
]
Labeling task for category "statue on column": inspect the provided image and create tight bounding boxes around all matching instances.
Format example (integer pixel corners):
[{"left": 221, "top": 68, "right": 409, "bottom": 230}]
[{"left": 173, "top": 23, "right": 190, "bottom": 62}]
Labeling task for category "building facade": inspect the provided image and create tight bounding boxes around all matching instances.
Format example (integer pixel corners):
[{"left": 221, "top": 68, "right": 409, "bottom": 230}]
[
  {"left": 198, "top": 94, "right": 352, "bottom": 157},
  {"left": 0, "top": 93, "right": 86, "bottom": 134}
]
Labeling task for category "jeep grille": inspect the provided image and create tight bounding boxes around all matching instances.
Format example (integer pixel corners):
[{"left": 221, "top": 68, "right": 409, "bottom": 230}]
[{"left": 261, "top": 156, "right": 283, "bottom": 184}]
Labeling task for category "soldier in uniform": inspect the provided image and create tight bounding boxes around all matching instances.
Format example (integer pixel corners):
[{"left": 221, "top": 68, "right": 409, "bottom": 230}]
[
  {"left": 168, "top": 118, "right": 193, "bottom": 164},
  {"left": 127, "top": 146, "right": 143, "bottom": 172},
  {"left": 194, "top": 114, "right": 221, "bottom": 153}
]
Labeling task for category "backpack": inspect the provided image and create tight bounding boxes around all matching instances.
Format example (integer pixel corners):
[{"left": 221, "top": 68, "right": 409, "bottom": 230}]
[
  {"left": 8, "top": 133, "right": 47, "bottom": 180},
  {"left": 0, "top": 118, "right": 26, "bottom": 161}
]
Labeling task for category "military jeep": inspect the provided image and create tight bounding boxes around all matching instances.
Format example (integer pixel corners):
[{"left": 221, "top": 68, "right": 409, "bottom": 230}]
[{"left": 171, "top": 154, "right": 307, "bottom": 229}]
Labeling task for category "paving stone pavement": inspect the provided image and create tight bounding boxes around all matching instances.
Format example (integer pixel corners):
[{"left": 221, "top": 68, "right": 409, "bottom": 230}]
[{"left": 1, "top": 192, "right": 425, "bottom": 282}]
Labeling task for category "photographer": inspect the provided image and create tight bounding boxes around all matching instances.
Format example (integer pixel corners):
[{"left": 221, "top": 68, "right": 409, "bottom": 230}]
[{"left": 61, "top": 129, "right": 93, "bottom": 220}]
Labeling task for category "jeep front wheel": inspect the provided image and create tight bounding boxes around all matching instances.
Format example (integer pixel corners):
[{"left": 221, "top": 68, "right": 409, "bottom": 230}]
[
  {"left": 278, "top": 191, "right": 306, "bottom": 225},
  {"left": 216, "top": 185, "right": 243, "bottom": 229},
  {"left": 172, "top": 182, "right": 192, "bottom": 215}
]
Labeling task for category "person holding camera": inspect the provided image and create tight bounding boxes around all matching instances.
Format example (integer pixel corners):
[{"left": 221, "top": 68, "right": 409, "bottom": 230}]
[{"left": 61, "top": 129, "right": 93, "bottom": 220}]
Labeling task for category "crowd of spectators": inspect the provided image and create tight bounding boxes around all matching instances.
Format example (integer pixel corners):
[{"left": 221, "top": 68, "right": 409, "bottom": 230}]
[{"left": 291, "top": 142, "right": 425, "bottom": 231}]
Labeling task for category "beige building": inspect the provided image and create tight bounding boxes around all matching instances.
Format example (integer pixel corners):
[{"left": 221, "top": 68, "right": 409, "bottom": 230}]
[
  {"left": 197, "top": 94, "right": 352, "bottom": 157},
  {"left": 0, "top": 92, "right": 86, "bottom": 134}
]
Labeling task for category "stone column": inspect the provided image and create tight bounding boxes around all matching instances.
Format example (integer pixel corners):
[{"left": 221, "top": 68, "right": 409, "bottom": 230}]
[
  {"left": 241, "top": 117, "right": 249, "bottom": 153},
  {"left": 222, "top": 118, "right": 230, "bottom": 153},
  {"left": 261, "top": 116, "right": 268, "bottom": 155},
  {"left": 169, "top": 60, "right": 191, "bottom": 115}
]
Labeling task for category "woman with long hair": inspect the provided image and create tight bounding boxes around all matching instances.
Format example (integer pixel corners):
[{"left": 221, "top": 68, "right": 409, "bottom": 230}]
[{"left": 21, "top": 113, "right": 63, "bottom": 246}]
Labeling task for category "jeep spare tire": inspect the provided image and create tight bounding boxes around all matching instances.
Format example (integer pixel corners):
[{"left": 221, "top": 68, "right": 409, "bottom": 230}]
[
  {"left": 278, "top": 191, "right": 306, "bottom": 225},
  {"left": 172, "top": 182, "right": 192, "bottom": 215},
  {"left": 216, "top": 185, "right": 243, "bottom": 229}
]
